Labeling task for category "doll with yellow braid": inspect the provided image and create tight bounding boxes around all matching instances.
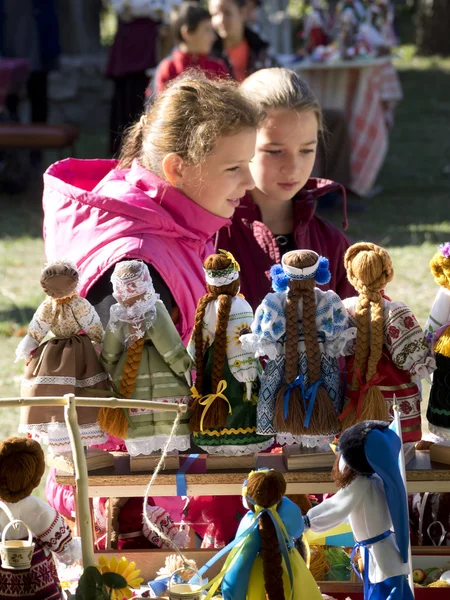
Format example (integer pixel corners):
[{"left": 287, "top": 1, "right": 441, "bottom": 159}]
[
  {"left": 424, "top": 243, "right": 450, "bottom": 440},
  {"left": 195, "top": 468, "right": 322, "bottom": 600},
  {"left": 188, "top": 252, "right": 273, "bottom": 454},
  {"left": 97, "top": 260, "right": 192, "bottom": 455},
  {"left": 340, "top": 243, "right": 435, "bottom": 443}
]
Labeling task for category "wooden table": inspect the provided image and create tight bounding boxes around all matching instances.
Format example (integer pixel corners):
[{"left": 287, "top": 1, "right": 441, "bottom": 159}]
[
  {"left": 291, "top": 57, "right": 403, "bottom": 196},
  {"left": 56, "top": 450, "right": 450, "bottom": 496}
]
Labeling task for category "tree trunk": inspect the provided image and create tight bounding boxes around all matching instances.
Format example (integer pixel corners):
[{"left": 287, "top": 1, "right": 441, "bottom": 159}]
[{"left": 416, "top": 0, "right": 450, "bottom": 56}]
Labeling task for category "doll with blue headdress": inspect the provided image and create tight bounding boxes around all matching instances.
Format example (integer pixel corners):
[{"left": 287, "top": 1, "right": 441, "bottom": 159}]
[
  {"left": 305, "top": 420, "right": 414, "bottom": 600},
  {"left": 241, "top": 249, "right": 355, "bottom": 448}
]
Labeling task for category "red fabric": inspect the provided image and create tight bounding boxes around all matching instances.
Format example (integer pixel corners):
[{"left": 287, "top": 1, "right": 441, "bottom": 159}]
[
  {"left": 105, "top": 18, "right": 159, "bottom": 78},
  {"left": 216, "top": 179, "right": 354, "bottom": 312},
  {"left": 155, "top": 49, "right": 230, "bottom": 94},
  {"left": 184, "top": 495, "right": 246, "bottom": 548},
  {"left": 96, "top": 497, "right": 157, "bottom": 551}
]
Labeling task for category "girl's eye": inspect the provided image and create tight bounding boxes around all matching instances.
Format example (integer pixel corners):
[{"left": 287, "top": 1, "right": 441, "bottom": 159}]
[
  {"left": 301, "top": 149, "right": 315, "bottom": 155},
  {"left": 226, "top": 166, "right": 240, "bottom": 172},
  {"left": 264, "top": 150, "right": 282, "bottom": 155}
]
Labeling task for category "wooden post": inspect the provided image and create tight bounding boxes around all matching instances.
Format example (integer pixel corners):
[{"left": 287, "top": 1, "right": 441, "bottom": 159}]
[{"left": 63, "top": 393, "right": 95, "bottom": 568}]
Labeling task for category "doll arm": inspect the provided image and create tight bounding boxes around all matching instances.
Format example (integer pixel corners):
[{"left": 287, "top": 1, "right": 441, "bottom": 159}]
[
  {"left": 72, "top": 296, "right": 104, "bottom": 344},
  {"left": 385, "top": 302, "right": 435, "bottom": 380},
  {"left": 149, "top": 301, "right": 192, "bottom": 377},
  {"left": 15, "top": 298, "right": 54, "bottom": 361},
  {"left": 317, "top": 291, "right": 357, "bottom": 357},
  {"left": 34, "top": 498, "right": 80, "bottom": 564},
  {"left": 226, "top": 297, "right": 260, "bottom": 394},
  {"left": 143, "top": 505, "right": 190, "bottom": 549},
  {"left": 425, "top": 287, "right": 450, "bottom": 341},
  {"left": 306, "top": 477, "right": 370, "bottom": 532},
  {"left": 100, "top": 327, "right": 124, "bottom": 375},
  {"left": 240, "top": 293, "right": 286, "bottom": 360}
]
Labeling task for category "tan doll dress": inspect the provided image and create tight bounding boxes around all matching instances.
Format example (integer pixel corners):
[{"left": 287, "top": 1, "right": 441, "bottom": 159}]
[{"left": 19, "top": 295, "right": 109, "bottom": 453}]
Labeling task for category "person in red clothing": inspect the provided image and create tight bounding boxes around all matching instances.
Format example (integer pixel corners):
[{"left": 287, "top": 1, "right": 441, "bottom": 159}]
[
  {"left": 216, "top": 67, "right": 354, "bottom": 311},
  {"left": 154, "top": 2, "right": 230, "bottom": 94}
]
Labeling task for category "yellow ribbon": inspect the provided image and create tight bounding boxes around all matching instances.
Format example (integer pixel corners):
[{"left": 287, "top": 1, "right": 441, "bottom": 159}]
[
  {"left": 198, "top": 380, "right": 232, "bottom": 432},
  {"left": 190, "top": 385, "right": 202, "bottom": 400},
  {"left": 218, "top": 249, "right": 240, "bottom": 272}
]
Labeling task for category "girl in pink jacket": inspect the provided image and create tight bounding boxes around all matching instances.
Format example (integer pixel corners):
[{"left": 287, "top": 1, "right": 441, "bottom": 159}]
[{"left": 43, "top": 73, "right": 260, "bottom": 535}]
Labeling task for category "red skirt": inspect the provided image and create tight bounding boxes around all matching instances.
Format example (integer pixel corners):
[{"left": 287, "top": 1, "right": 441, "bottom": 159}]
[{"left": 345, "top": 350, "right": 422, "bottom": 443}]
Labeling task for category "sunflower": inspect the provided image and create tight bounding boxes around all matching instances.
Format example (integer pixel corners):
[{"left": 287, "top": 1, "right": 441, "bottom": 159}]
[
  {"left": 96, "top": 555, "right": 144, "bottom": 599},
  {"left": 233, "top": 323, "right": 251, "bottom": 345}
]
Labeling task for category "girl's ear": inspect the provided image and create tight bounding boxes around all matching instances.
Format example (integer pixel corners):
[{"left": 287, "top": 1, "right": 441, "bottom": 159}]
[
  {"left": 180, "top": 24, "right": 190, "bottom": 44},
  {"left": 162, "top": 153, "right": 185, "bottom": 188}
]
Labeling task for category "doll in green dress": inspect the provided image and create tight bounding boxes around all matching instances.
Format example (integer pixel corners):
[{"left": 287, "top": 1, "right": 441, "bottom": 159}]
[
  {"left": 188, "top": 251, "right": 273, "bottom": 455},
  {"left": 98, "top": 260, "right": 192, "bottom": 456}
]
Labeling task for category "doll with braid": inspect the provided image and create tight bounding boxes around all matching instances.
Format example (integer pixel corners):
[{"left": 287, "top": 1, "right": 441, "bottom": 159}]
[
  {"left": 188, "top": 251, "right": 273, "bottom": 454},
  {"left": 340, "top": 243, "right": 434, "bottom": 443},
  {"left": 242, "top": 250, "right": 354, "bottom": 448},
  {"left": 423, "top": 243, "right": 450, "bottom": 441},
  {"left": 196, "top": 468, "right": 322, "bottom": 600},
  {"left": 98, "top": 260, "right": 192, "bottom": 455}
]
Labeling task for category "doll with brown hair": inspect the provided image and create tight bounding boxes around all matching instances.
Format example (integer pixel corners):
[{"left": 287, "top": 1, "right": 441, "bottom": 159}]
[
  {"left": 15, "top": 260, "right": 109, "bottom": 454},
  {"left": 187, "top": 251, "right": 273, "bottom": 454},
  {"left": 423, "top": 242, "right": 450, "bottom": 441},
  {"left": 0, "top": 437, "right": 80, "bottom": 600},
  {"left": 196, "top": 468, "right": 322, "bottom": 600},
  {"left": 242, "top": 249, "right": 355, "bottom": 448},
  {"left": 340, "top": 242, "right": 435, "bottom": 443},
  {"left": 98, "top": 260, "right": 192, "bottom": 455}
]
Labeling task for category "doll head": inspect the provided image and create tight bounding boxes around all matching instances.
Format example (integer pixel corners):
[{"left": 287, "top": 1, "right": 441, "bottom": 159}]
[
  {"left": 341, "top": 243, "right": 394, "bottom": 428},
  {"left": 244, "top": 469, "right": 287, "bottom": 600},
  {"left": 190, "top": 251, "right": 241, "bottom": 432},
  {"left": 111, "top": 260, "right": 156, "bottom": 307},
  {"left": 40, "top": 260, "right": 79, "bottom": 300},
  {"left": 430, "top": 243, "right": 450, "bottom": 290},
  {"left": 0, "top": 437, "right": 45, "bottom": 502},
  {"left": 271, "top": 250, "right": 340, "bottom": 438}
]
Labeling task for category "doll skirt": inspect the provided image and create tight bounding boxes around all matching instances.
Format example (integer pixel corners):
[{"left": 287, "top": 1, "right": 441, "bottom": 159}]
[
  {"left": 0, "top": 544, "right": 63, "bottom": 599},
  {"left": 427, "top": 352, "right": 450, "bottom": 439},
  {"left": 19, "top": 334, "right": 109, "bottom": 453}
]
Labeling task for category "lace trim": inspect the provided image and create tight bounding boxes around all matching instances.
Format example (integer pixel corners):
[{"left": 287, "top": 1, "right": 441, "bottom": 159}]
[
  {"left": 240, "top": 333, "right": 278, "bottom": 360},
  {"left": 129, "top": 397, "right": 188, "bottom": 414},
  {"left": 125, "top": 435, "right": 191, "bottom": 457},
  {"left": 276, "top": 432, "right": 336, "bottom": 448},
  {"left": 428, "top": 423, "right": 450, "bottom": 442},
  {"left": 18, "top": 422, "right": 107, "bottom": 454},
  {"left": 196, "top": 438, "right": 274, "bottom": 455},
  {"left": 21, "top": 372, "right": 108, "bottom": 388}
]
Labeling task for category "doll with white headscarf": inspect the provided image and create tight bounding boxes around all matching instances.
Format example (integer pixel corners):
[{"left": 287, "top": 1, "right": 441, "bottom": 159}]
[{"left": 97, "top": 260, "right": 192, "bottom": 456}]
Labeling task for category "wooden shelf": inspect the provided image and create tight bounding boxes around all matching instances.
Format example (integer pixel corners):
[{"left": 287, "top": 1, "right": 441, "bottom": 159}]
[{"left": 56, "top": 450, "right": 450, "bottom": 496}]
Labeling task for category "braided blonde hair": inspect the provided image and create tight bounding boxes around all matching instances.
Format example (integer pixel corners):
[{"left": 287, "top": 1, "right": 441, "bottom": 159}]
[
  {"left": 190, "top": 254, "right": 241, "bottom": 433},
  {"left": 430, "top": 246, "right": 450, "bottom": 357},
  {"left": 273, "top": 251, "right": 340, "bottom": 436},
  {"left": 340, "top": 242, "right": 394, "bottom": 429}
]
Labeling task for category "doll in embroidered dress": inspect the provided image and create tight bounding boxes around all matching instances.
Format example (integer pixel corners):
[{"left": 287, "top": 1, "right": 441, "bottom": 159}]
[
  {"left": 15, "top": 261, "right": 109, "bottom": 454},
  {"left": 423, "top": 243, "right": 450, "bottom": 441},
  {"left": 305, "top": 421, "right": 414, "bottom": 600},
  {"left": 98, "top": 260, "right": 192, "bottom": 455},
  {"left": 0, "top": 437, "right": 80, "bottom": 600},
  {"left": 340, "top": 243, "right": 435, "bottom": 443},
  {"left": 241, "top": 249, "right": 355, "bottom": 448},
  {"left": 188, "top": 251, "right": 273, "bottom": 454}
]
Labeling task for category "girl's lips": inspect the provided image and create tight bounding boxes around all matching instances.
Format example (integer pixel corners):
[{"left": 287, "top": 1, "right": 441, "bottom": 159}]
[
  {"left": 278, "top": 182, "right": 299, "bottom": 190},
  {"left": 227, "top": 198, "right": 241, "bottom": 207}
]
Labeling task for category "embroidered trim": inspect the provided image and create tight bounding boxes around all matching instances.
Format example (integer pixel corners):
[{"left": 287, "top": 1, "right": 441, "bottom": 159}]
[
  {"left": 21, "top": 372, "right": 108, "bottom": 388},
  {"left": 125, "top": 434, "right": 191, "bottom": 457},
  {"left": 194, "top": 426, "right": 257, "bottom": 436},
  {"left": 196, "top": 439, "right": 274, "bottom": 455}
]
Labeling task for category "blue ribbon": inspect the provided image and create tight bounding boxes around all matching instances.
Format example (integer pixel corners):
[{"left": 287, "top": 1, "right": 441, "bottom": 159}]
[
  {"left": 302, "top": 377, "right": 325, "bottom": 428},
  {"left": 283, "top": 374, "right": 306, "bottom": 419},
  {"left": 283, "top": 373, "right": 330, "bottom": 428},
  {"left": 350, "top": 529, "right": 392, "bottom": 600},
  {"left": 176, "top": 454, "right": 199, "bottom": 496},
  {"left": 192, "top": 507, "right": 295, "bottom": 599}
]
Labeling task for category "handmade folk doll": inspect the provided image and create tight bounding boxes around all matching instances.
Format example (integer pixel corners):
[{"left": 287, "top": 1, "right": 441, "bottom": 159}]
[
  {"left": 242, "top": 250, "right": 355, "bottom": 448},
  {"left": 188, "top": 252, "right": 273, "bottom": 454},
  {"left": 305, "top": 421, "right": 414, "bottom": 600},
  {"left": 98, "top": 260, "right": 192, "bottom": 455},
  {"left": 424, "top": 243, "right": 450, "bottom": 441},
  {"left": 0, "top": 437, "right": 80, "bottom": 600},
  {"left": 340, "top": 243, "right": 434, "bottom": 443},
  {"left": 199, "top": 468, "right": 322, "bottom": 600},
  {"left": 15, "top": 260, "right": 108, "bottom": 453}
]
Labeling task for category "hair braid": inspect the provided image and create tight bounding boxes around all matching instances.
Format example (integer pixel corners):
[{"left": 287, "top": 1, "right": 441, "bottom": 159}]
[
  {"left": 341, "top": 243, "right": 393, "bottom": 429},
  {"left": 247, "top": 470, "right": 287, "bottom": 600},
  {"left": 98, "top": 336, "right": 145, "bottom": 439},
  {"left": 430, "top": 248, "right": 450, "bottom": 358}
]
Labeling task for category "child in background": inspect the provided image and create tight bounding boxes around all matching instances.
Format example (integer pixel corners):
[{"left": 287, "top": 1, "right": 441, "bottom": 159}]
[
  {"left": 216, "top": 67, "right": 353, "bottom": 311},
  {"left": 154, "top": 2, "right": 230, "bottom": 94}
]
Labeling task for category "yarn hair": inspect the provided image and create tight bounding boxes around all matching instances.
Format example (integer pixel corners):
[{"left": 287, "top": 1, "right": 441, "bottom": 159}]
[
  {"left": 190, "top": 253, "right": 240, "bottom": 432},
  {"left": 246, "top": 470, "right": 287, "bottom": 600},
  {"left": 274, "top": 250, "right": 340, "bottom": 436},
  {"left": 341, "top": 243, "right": 394, "bottom": 429},
  {"left": 430, "top": 248, "right": 450, "bottom": 357}
]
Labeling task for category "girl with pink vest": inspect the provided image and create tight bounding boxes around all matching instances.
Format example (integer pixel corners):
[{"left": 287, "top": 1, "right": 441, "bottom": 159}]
[{"left": 43, "top": 73, "right": 259, "bottom": 536}]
